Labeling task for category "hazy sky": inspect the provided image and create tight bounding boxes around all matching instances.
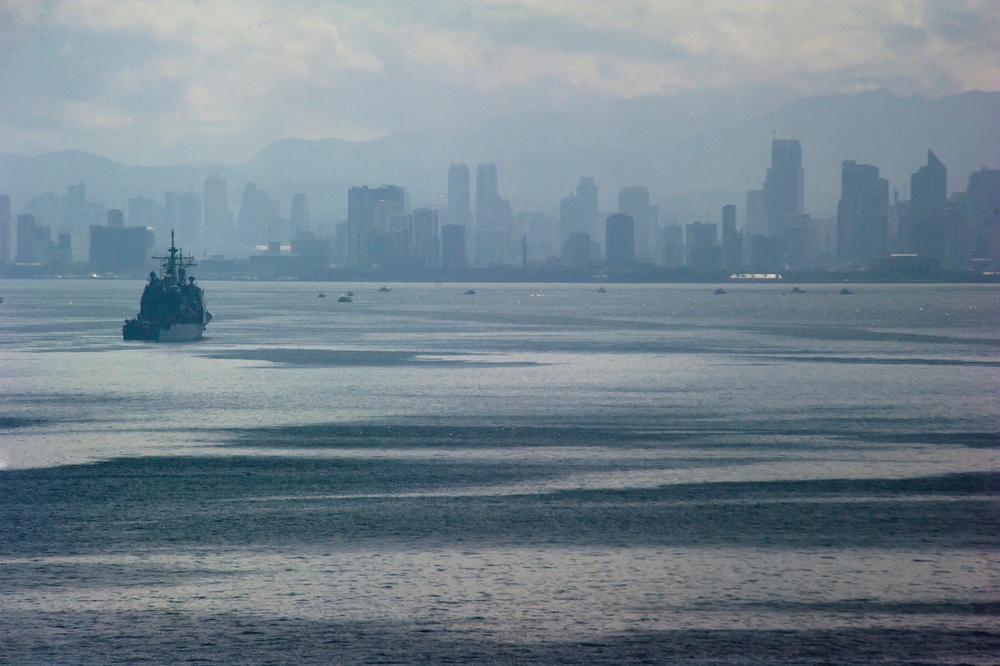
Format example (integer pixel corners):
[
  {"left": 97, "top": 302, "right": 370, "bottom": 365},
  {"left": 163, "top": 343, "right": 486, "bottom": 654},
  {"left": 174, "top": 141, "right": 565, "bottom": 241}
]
[{"left": 2, "top": 0, "right": 998, "bottom": 165}]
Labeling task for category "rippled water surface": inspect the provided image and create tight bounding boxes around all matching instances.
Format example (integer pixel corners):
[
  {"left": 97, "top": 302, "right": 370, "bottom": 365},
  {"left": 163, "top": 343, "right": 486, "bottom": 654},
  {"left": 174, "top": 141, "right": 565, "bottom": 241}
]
[{"left": 1, "top": 280, "right": 998, "bottom": 664}]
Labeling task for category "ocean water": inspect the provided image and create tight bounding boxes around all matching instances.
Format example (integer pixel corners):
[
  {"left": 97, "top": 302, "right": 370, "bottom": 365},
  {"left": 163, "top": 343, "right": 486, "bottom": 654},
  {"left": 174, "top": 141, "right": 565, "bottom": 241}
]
[{"left": 0, "top": 279, "right": 997, "bottom": 664}]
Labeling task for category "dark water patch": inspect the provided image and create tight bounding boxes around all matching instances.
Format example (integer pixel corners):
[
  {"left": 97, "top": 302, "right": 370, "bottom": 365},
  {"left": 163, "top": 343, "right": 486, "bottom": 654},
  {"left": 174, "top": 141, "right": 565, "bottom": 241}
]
[
  {"left": 871, "top": 432, "right": 1000, "bottom": 448},
  {"left": 2, "top": 458, "right": 996, "bottom": 555},
  {"left": 1, "top": 611, "right": 996, "bottom": 665},
  {"left": 761, "top": 355, "right": 1000, "bottom": 367},
  {"left": 0, "top": 416, "right": 50, "bottom": 429},
  {"left": 746, "top": 324, "right": 1000, "bottom": 347},
  {"left": 200, "top": 348, "right": 541, "bottom": 368},
  {"left": 713, "top": 599, "right": 1000, "bottom": 616}
]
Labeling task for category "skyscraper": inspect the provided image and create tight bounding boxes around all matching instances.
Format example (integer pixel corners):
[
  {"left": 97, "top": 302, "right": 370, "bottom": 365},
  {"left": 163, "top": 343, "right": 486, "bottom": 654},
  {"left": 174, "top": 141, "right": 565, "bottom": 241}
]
[
  {"left": 290, "top": 193, "right": 309, "bottom": 238},
  {"left": 474, "top": 163, "right": 512, "bottom": 263},
  {"left": 763, "top": 138, "right": 804, "bottom": 236},
  {"left": 347, "top": 185, "right": 405, "bottom": 268},
  {"left": 619, "top": 186, "right": 657, "bottom": 263},
  {"left": 448, "top": 163, "right": 471, "bottom": 229},
  {"left": 605, "top": 213, "right": 635, "bottom": 267},
  {"left": 721, "top": 204, "right": 742, "bottom": 269},
  {"left": 837, "top": 160, "right": 889, "bottom": 267},
  {"left": 0, "top": 194, "right": 10, "bottom": 265},
  {"left": 904, "top": 150, "right": 947, "bottom": 259},
  {"left": 203, "top": 176, "right": 231, "bottom": 254}
]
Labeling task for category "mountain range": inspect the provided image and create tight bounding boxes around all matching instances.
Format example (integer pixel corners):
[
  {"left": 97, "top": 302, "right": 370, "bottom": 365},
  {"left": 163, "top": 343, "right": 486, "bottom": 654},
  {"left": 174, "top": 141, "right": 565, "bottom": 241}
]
[{"left": 1, "top": 88, "right": 997, "bottom": 226}]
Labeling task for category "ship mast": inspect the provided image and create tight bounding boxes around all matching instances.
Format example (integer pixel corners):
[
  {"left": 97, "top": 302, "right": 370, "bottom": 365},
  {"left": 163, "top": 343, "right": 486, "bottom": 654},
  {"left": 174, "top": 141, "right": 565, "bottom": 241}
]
[{"left": 152, "top": 230, "right": 197, "bottom": 282}]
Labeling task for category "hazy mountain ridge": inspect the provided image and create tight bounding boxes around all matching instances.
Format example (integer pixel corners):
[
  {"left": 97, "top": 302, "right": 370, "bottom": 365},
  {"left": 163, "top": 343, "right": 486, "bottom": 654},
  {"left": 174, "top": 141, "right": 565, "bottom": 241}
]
[{"left": 1, "top": 89, "right": 997, "bottom": 225}]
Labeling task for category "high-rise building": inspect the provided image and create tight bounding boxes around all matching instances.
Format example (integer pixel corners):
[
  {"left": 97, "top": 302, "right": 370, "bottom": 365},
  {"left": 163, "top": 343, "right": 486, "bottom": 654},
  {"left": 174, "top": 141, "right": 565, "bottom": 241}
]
[
  {"left": 721, "top": 204, "right": 742, "bottom": 269},
  {"left": 448, "top": 163, "right": 471, "bottom": 229},
  {"left": 0, "top": 194, "right": 10, "bottom": 265},
  {"left": 203, "top": 176, "right": 232, "bottom": 255},
  {"left": 605, "top": 213, "right": 635, "bottom": 267},
  {"left": 107, "top": 209, "right": 125, "bottom": 228},
  {"left": 410, "top": 207, "right": 439, "bottom": 268},
  {"left": 837, "top": 160, "right": 889, "bottom": 267},
  {"left": 904, "top": 150, "right": 947, "bottom": 259},
  {"left": 685, "top": 222, "right": 720, "bottom": 270},
  {"left": 619, "top": 186, "right": 657, "bottom": 263},
  {"left": 559, "top": 177, "right": 600, "bottom": 252},
  {"left": 474, "top": 163, "right": 512, "bottom": 263},
  {"left": 967, "top": 168, "right": 1000, "bottom": 266},
  {"left": 763, "top": 139, "right": 805, "bottom": 236},
  {"left": 347, "top": 185, "right": 406, "bottom": 268},
  {"left": 440, "top": 224, "right": 466, "bottom": 269},
  {"left": 290, "top": 193, "right": 309, "bottom": 238},
  {"left": 166, "top": 191, "right": 203, "bottom": 256}
]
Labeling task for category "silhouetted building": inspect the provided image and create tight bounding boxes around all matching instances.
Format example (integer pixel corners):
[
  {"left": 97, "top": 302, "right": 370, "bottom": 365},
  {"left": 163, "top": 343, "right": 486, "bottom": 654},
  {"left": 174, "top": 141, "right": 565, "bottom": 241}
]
[
  {"left": 605, "top": 213, "right": 635, "bottom": 267},
  {"left": 561, "top": 231, "right": 592, "bottom": 269},
  {"left": 347, "top": 185, "right": 406, "bottom": 268},
  {"left": 764, "top": 139, "right": 805, "bottom": 236},
  {"left": 410, "top": 207, "right": 440, "bottom": 268},
  {"left": 203, "top": 176, "right": 233, "bottom": 255},
  {"left": 966, "top": 167, "right": 1000, "bottom": 267},
  {"left": 0, "top": 194, "right": 10, "bottom": 265},
  {"left": 837, "top": 160, "right": 889, "bottom": 267},
  {"left": 107, "top": 209, "right": 124, "bottom": 228},
  {"left": 474, "top": 163, "right": 512, "bottom": 263},
  {"left": 685, "top": 221, "right": 718, "bottom": 269},
  {"left": 903, "top": 150, "right": 947, "bottom": 260},
  {"left": 237, "top": 183, "right": 279, "bottom": 248},
  {"left": 290, "top": 193, "right": 309, "bottom": 238},
  {"left": 721, "top": 204, "right": 742, "bottom": 269},
  {"left": 618, "top": 186, "right": 656, "bottom": 263},
  {"left": 659, "top": 223, "right": 684, "bottom": 268},
  {"left": 166, "top": 191, "right": 202, "bottom": 256},
  {"left": 89, "top": 224, "right": 155, "bottom": 276},
  {"left": 440, "top": 223, "right": 467, "bottom": 269}
]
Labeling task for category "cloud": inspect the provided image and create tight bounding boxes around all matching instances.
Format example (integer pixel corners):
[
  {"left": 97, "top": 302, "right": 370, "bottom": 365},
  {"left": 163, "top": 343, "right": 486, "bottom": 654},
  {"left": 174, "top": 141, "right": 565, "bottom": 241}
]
[{"left": 0, "top": 0, "right": 997, "bottom": 163}]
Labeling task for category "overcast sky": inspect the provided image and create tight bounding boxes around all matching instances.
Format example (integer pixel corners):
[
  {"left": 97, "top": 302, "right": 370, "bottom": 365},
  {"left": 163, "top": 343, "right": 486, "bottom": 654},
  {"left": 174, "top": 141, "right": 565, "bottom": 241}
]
[{"left": 2, "top": 0, "right": 998, "bottom": 165}]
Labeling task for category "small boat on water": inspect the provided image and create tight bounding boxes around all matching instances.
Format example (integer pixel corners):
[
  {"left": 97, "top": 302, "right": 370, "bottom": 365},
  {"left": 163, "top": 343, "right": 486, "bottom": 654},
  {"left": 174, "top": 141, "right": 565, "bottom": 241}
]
[
  {"left": 791, "top": 286, "right": 806, "bottom": 293},
  {"left": 840, "top": 287, "right": 855, "bottom": 295},
  {"left": 463, "top": 289, "right": 476, "bottom": 295},
  {"left": 338, "top": 294, "right": 353, "bottom": 302},
  {"left": 596, "top": 286, "right": 607, "bottom": 293},
  {"left": 714, "top": 288, "right": 727, "bottom": 295},
  {"left": 378, "top": 286, "right": 391, "bottom": 293},
  {"left": 318, "top": 293, "right": 326, "bottom": 298},
  {"left": 123, "top": 231, "right": 211, "bottom": 342}
]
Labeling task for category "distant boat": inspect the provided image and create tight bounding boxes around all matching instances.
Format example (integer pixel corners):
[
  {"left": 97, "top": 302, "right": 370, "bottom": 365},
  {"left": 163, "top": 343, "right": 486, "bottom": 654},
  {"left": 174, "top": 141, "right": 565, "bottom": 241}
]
[
  {"left": 318, "top": 293, "right": 326, "bottom": 298},
  {"left": 378, "top": 286, "right": 391, "bottom": 292},
  {"left": 791, "top": 286, "right": 805, "bottom": 293},
  {"left": 338, "top": 294, "right": 353, "bottom": 302},
  {"left": 596, "top": 286, "right": 607, "bottom": 293},
  {"left": 840, "top": 288, "right": 854, "bottom": 295},
  {"left": 463, "top": 289, "right": 476, "bottom": 295},
  {"left": 714, "top": 288, "right": 727, "bottom": 295}
]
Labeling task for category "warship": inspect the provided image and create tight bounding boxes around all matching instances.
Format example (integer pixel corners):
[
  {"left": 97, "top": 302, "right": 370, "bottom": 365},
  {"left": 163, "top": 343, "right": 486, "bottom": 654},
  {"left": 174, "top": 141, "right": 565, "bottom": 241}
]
[{"left": 123, "top": 231, "right": 212, "bottom": 341}]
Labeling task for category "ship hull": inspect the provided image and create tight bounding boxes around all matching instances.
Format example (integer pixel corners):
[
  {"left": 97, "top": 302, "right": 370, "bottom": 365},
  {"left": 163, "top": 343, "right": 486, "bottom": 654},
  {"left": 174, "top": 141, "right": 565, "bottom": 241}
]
[{"left": 123, "top": 320, "right": 206, "bottom": 342}]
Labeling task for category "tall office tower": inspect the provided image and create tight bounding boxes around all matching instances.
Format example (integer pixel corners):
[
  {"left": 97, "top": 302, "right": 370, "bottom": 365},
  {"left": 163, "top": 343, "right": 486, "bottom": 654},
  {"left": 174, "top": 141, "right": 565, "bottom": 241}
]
[
  {"left": 605, "top": 213, "right": 635, "bottom": 267},
  {"left": 237, "top": 183, "right": 280, "bottom": 248},
  {"left": 904, "top": 150, "right": 947, "bottom": 259},
  {"left": 203, "top": 176, "right": 232, "bottom": 254},
  {"left": 837, "top": 160, "right": 889, "bottom": 267},
  {"left": 290, "top": 193, "right": 309, "bottom": 238},
  {"left": 410, "top": 207, "right": 439, "bottom": 268},
  {"left": 685, "top": 222, "right": 720, "bottom": 270},
  {"left": 166, "top": 191, "right": 203, "bottom": 256},
  {"left": 967, "top": 167, "right": 1000, "bottom": 266},
  {"left": 474, "top": 163, "right": 513, "bottom": 263},
  {"left": 763, "top": 138, "right": 804, "bottom": 236},
  {"left": 619, "top": 186, "right": 657, "bottom": 263},
  {"left": 347, "top": 185, "right": 406, "bottom": 268},
  {"left": 0, "top": 194, "right": 10, "bottom": 264},
  {"left": 559, "top": 178, "right": 600, "bottom": 251},
  {"left": 440, "top": 223, "right": 467, "bottom": 269},
  {"left": 721, "top": 204, "right": 742, "bottom": 269},
  {"left": 576, "top": 177, "right": 599, "bottom": 239},
  {"left": 659, "top": 223, "right": 685, "bottom": 268},
  {"left": 16, "top": 214, "right": 47, "bottom": 263},
  {"left": 448, "top": 163, "right": 471, "bottom": 228}
]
